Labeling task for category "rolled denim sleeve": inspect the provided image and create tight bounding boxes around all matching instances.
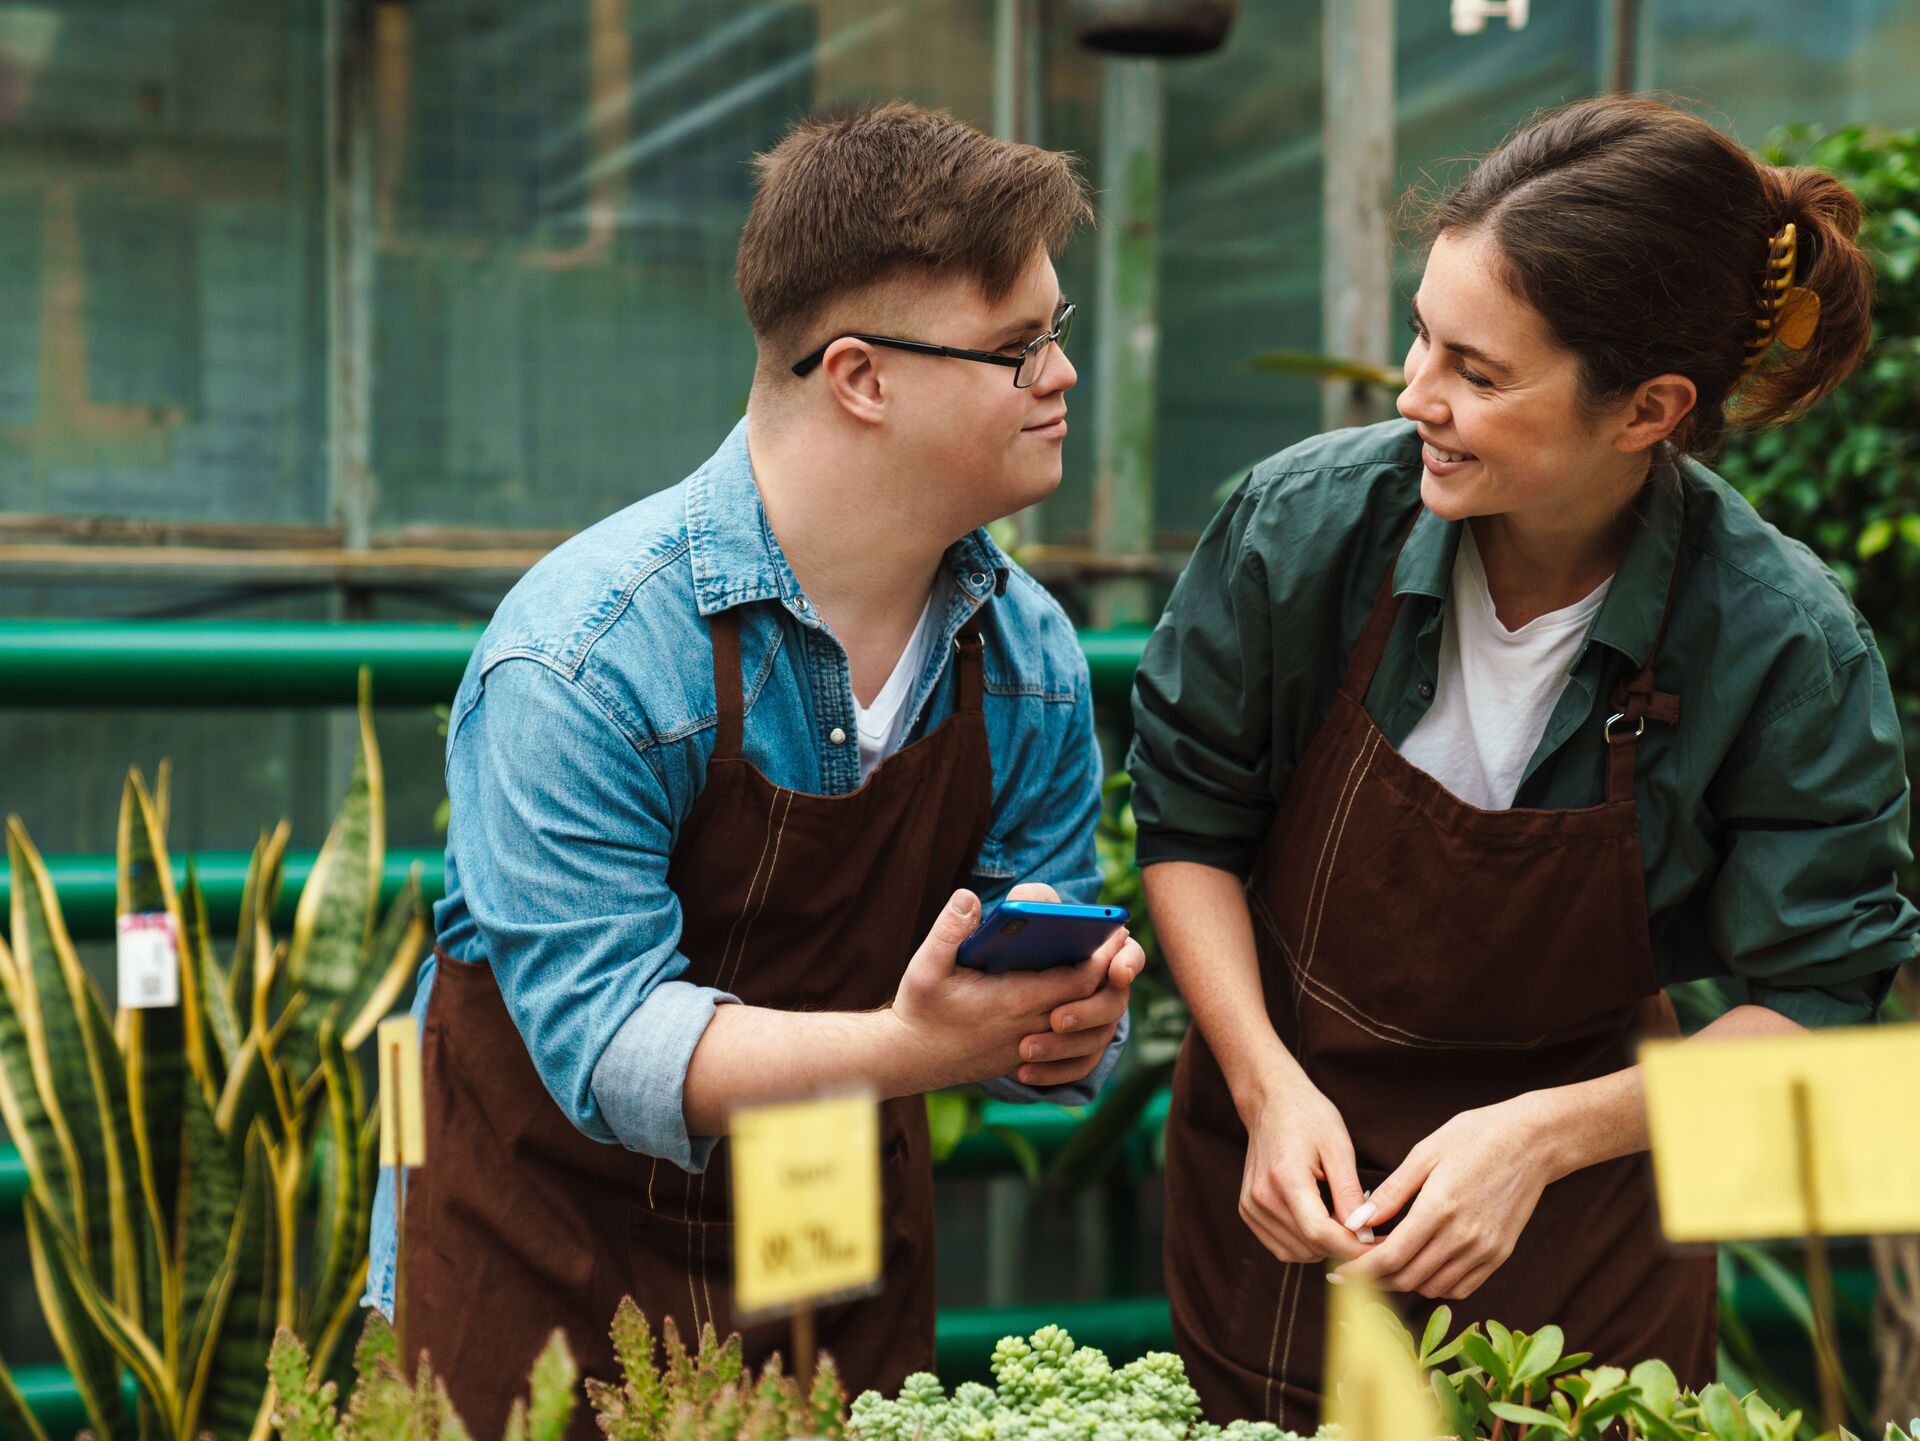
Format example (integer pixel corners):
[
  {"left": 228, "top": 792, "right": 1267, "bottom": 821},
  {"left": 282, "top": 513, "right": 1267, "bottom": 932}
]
[
  {"left": 972, "top": 655, "right": 1128, "bottom": 1107},
  {"left": 450, "top": 657, "right": 735, "bottom": 1170},
  {"left": 1705, "top": 616, "right": 1918, "bottom": 1027}
]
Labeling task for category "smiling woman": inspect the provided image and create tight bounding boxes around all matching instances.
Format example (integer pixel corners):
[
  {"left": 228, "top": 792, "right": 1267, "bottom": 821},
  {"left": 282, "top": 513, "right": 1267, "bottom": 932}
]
[{"left": 1130, "top": 95, "right": 1908, "bottom": 1433}]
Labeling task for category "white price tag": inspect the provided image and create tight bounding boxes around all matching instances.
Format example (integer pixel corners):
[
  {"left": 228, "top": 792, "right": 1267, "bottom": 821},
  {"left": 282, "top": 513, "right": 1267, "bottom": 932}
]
[{"left": 117, "top": 913, "right": 180, "bottom": 1010}]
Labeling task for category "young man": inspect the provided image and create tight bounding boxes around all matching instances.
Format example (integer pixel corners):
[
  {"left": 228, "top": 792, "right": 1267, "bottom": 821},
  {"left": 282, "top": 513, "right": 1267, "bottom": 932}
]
[{"left": 364, "top": 102, "right": 1143, "bottom": 1435}]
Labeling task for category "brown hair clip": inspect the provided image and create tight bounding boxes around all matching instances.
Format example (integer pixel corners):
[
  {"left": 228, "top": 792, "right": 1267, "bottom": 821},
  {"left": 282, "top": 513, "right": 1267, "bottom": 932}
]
[{"left": 1738, "top": 222, "right": 1821, "bottom": 383}]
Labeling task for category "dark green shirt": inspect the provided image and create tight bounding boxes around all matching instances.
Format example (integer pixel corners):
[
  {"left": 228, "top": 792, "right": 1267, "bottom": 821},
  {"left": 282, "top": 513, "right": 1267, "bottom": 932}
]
[{"left": 1128, "top": 420, "right": 1916, "bottom": 1027}]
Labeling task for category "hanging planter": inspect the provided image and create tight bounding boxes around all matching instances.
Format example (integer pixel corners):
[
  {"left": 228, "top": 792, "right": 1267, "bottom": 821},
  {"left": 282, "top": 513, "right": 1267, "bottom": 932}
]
[{"left": 1071, "top": 0, "right": 1239, "bottom": 57}]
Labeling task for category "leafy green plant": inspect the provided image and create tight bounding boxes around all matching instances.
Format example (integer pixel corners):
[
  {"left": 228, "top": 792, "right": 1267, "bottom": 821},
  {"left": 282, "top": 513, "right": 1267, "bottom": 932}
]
[
  {"left": 0, "top": 673, "right": 426, "bottom": 1441},
  {"left": 848, "top": 1323, "right": 1326, "bottom": 1441},
  {"left": 1399, "top": 1303, "right": 1918, "bottom": 1441},
  {"left": 268, "top": 1311, "right": 575, "bottom": 1441},
  {"left": 267, "top": 1300, "right": 845, "bottom": 1441}
]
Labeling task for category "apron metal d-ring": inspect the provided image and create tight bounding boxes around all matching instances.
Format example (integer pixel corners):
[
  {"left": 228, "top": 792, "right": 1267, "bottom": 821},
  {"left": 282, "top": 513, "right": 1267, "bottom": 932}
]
[{"left": 1605, "top": 711, "right": 1646, "bottom": 743}]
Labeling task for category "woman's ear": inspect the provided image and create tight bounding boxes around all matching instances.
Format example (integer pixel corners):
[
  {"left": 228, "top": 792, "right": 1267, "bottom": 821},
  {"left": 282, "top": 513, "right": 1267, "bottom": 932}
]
[
  {"left": 821, "top": 337, "right": 888, "bottom": 426},
  {"left": 1616, "top": 373, "right": 1696, "bottom": 453}
]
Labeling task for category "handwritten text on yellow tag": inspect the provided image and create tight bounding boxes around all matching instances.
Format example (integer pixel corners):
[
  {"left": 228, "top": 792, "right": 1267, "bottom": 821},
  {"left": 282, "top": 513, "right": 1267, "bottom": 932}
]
[
  {"left": 1324, "top": 1271, "right": 1443, "bottom": 1441},
  {"left": 377, "top": 1016, "right": 426, "bottom": 1167},
  {"left": 730, "top": 1093, "right": 882, "bottom": 1319},
  {"left": 1641, "top": 1026, "right": 1920, "bottom": 1241}
]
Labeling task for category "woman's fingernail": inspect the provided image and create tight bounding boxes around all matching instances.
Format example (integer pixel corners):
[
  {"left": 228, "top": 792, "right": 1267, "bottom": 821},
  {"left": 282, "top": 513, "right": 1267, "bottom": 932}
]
[
  {"left": 1059, "top": 1014, "right": 1075, "bottom": 1030},
  {"left": 1358, "top": 1227, "right": 1375, "bottom": 1244},
  {"left": 1325, "top": 1272, "right": 1347, "bottom": 1285},
  {"left": 1343, "top": 1202, "right": 1377, "bottom": 1230}
]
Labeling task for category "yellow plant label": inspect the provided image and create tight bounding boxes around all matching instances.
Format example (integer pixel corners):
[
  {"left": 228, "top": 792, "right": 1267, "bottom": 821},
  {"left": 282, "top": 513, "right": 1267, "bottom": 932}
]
[
  {"left": 377, "top": 1016, "right": 426, "bottom": 1168},
  {"left": 1324, "top": 1270, "right": 1443, "bottom": 1441},
  {"left": 730, "top": 1092, "right": 882, "bottom": 1319},
  {"left": 1641, "top": 1026, "right": 1920, "bottom": 1241}
]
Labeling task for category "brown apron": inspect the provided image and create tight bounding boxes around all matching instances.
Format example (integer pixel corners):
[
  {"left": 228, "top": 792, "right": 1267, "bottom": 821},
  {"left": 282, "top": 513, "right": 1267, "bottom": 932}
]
[
  {"left": 405, "top": 605, "right": 995, "bottom": 1439},
  {"left": 1164, "top": 521, "right": 1717, "bottom": 1431}
]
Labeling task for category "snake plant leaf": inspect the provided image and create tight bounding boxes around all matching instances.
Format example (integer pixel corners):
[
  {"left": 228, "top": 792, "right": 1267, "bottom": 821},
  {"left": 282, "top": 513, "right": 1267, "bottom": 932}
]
[
  {"left": 229, "top": 822, "right": 291, "bottom": 1031},
  {"left": 186, "top": 862, "right": 244, "bottom": 1079},
  {"left": 340, "top": 868, "right": 426, "bottom": 1052},
  {"left": 180, "top": 1074, "right": 243, "bottom": 1328},
  {"left": 307, "top": 1020, "right": 366, "bottom": 1338},
  {"left": 0, "top": 1349, "right": 55, "bottom": 1441},
  {"left": 75, "top": 975, "right": 148, "bottom": 1324},
  {"left": 283, "top": 671, "right": 385, "bottom": 1096},
  {"left": 0, "top": 932, "right": 79, "bottom": 1245},
  {"left": 24, "top": 1192, "right": 134, "bottom": 1439},
  {"left": 310, "top": 1254, "right": 371, "bottom": 1385},
  {"left": 9, "top": 817, "right": 98, "bottom": 1260},
  {"left": 37, "top": 1197, "right": 180, "bottom": 1435},
  {"left": 118, "top": 769, "right": 215, "bottom": 1102},
  {"left": 191, "top": 1124, "right": 280, "bottom": 1441}
]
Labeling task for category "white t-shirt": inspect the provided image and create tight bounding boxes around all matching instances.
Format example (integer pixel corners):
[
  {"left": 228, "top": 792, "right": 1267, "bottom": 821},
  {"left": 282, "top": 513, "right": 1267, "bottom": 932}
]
[
  {"left": 854, "top": 583, "right": 943, "bottom": 781},
  {"left": 1399, "top": 525, "right": 1613, "bottom": 810}
]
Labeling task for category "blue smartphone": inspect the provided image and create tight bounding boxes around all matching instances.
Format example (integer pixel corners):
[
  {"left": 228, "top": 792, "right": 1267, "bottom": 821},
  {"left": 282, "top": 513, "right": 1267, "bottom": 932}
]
[{"left": 956, "top": 900, "right": 1129, "bottom": 974}]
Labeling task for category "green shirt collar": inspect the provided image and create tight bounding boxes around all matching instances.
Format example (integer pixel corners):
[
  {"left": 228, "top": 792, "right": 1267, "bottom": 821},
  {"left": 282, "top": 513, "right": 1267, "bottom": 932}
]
[{"left": 1390, "top": 451, "right": 1686, "bottom": 670}]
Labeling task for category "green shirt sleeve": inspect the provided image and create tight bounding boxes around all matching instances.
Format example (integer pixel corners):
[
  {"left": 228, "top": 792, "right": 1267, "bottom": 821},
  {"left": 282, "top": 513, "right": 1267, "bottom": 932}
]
[
  {"left": 1704, "top": 605, "right": 1917, "bottom": 1027},
  {"left": 1128, "top": 474, "right": 1277, "bottom": 877}
]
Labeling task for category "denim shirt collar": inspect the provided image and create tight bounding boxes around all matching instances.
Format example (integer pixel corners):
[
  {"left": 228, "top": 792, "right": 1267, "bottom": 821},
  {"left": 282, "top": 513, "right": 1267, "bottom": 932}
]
[
  {"left": 1389, "top": 449, "right": 1686, "bottom": 670},
  {"left": 685, "top": 419, "right": 1013, "bottom": 619}
]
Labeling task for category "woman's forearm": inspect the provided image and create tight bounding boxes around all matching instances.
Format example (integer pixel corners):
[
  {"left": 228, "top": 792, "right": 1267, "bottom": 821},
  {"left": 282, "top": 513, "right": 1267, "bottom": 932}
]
[
  {"left": 1142, "top": 860, "right": 1303, "bottom": 1122},
  {"left": 1527, "top": 1002, "right": 1807, "bottom": 1182}
]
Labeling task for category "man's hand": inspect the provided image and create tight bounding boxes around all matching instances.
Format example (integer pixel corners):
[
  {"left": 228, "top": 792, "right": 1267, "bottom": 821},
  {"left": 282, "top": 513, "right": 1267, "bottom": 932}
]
[
  {"left": 1330, "top": 1096, "right": 1551, "bottom": 1299},
  {"left": 1000, "top": 881, "right": 1145, "bottom": 1087},
  {"left": 883, "top": 878, "right": 1136, "bottom": 1089}
]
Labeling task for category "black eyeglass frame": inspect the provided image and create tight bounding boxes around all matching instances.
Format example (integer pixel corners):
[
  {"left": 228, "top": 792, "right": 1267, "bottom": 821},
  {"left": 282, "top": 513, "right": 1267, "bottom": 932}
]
[{"left": 790, "top": 301, "right": 1075, "bottom": 389}]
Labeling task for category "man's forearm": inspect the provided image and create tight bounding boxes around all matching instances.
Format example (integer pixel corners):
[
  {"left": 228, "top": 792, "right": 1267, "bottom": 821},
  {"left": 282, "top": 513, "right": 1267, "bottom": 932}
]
[
  {"left": 681, "top": 1003, "right": 931, "bottom": 1135},
  {"left": 1529, "top": 1002, "right": 1806, "bottom": 1182}
]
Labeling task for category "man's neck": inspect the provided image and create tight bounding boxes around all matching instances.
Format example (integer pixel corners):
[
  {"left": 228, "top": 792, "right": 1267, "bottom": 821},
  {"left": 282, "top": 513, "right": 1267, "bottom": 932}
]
[{"left": 746, "top": 409, "right": 964, "bottom": 704}]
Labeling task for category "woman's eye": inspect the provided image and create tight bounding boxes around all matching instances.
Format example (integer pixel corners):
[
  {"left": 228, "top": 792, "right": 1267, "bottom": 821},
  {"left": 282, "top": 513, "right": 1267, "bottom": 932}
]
[
  {"left": 1456, "top": 364, "right": 1494, "bottom": 390},
  {"left": 1405, "top": 313, "right": 1426, "bottom": 341}
]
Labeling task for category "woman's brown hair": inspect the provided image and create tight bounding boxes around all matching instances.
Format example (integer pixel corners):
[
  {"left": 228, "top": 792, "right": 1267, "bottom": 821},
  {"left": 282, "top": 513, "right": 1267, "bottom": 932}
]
[{"left": 1417, "top": 96, "right": 1874, "bottom": 456}]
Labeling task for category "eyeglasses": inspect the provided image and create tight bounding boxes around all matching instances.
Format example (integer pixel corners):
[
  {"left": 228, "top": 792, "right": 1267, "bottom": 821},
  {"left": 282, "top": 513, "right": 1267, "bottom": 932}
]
[{"left": 791, "top": 301, "right": 1075, "bottom": 390}]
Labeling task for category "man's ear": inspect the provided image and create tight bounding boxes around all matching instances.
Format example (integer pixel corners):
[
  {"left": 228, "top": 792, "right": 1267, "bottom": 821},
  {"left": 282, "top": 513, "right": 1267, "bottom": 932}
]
[
  {"left": 821, "top": 338, "right": 888, "bottom": 425},
  {"left": 1615, "top": 373, "right": 1696, "bottom": 454}
]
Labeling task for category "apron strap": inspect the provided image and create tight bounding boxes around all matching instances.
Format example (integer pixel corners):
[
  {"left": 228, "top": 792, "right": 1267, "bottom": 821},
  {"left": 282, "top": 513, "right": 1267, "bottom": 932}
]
[
  {"left": 1336, "top": 513, "right": 1420, "bottom": 704},
  {"left": 710, "top": 608, "right": 745, "bottom": 761},
  {"left": 953, "top": 617, "right": 986, "bottom": 716},
  {"left": 1601, "top": 483, "right": 1689, "bottom": 805}
]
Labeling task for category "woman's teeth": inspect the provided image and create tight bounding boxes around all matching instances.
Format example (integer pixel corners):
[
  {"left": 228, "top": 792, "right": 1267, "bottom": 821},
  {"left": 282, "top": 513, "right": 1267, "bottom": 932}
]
[{"left": 1425, "top": 443, "right": 1475, "bottom": 464}]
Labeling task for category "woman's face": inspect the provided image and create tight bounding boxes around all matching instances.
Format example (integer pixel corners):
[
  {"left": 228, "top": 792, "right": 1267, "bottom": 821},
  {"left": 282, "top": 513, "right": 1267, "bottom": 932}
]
[{"left": 1396, "top": 227, "right": 1632, "bottom": 526}]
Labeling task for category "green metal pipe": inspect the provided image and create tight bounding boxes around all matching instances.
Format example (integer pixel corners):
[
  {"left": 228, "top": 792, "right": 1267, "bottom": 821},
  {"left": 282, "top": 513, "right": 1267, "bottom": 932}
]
[
  {"left": 0, "top": 621, "right": 1147, "bottom": 709},
  {"left": 1, "top": 848, "right": 445, "bottom": 942}
]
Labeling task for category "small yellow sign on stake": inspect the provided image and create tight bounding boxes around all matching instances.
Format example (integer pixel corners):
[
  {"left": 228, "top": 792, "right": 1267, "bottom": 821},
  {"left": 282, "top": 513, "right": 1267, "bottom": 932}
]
[
  {"left": 378, "top": 1016, "right": 426, "bottom": 1168},
  {"left": 1639, "top": 1026, "right": 1920, "bottom": 1241},
  {"left": 730, "top": 1092, "right": 883, "bottom": 1321},
  {"left": 1323, "top": 1271, "right": 1442, "bottom": 1441}
]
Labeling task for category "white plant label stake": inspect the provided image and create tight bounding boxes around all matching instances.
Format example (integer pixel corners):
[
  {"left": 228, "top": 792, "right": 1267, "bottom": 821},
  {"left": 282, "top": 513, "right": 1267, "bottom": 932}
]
[{"left": 116, "top": 912, "right": 180, "bottom": 1009}]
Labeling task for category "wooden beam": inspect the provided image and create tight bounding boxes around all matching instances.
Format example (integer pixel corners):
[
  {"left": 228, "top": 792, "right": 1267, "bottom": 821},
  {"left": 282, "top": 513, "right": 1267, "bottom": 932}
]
[{"left": 1322, "top": 0, "right": 1396, "bottom": 433}]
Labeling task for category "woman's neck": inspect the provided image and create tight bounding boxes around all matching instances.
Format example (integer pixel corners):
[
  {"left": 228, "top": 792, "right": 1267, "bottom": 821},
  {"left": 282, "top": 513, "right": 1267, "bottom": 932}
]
[{"left": 1469, "top": 458, "right": 1651, "bottom": 630}]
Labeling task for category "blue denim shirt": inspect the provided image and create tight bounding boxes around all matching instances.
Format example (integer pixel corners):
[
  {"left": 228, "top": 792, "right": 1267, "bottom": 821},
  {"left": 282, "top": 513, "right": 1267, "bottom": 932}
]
[{"left": 366, "top": 420, "right": 1124, "bottom": 1311}]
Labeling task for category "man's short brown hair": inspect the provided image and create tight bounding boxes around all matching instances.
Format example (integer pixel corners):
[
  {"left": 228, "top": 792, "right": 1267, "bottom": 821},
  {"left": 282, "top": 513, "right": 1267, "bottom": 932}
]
[{"left": 735, "top": 102, "right": 1093, "bottom": 354}]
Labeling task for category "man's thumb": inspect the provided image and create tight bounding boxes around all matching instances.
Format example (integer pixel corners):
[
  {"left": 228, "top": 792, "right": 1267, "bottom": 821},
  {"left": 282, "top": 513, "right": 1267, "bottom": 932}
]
[{"left": 913, "top": 889, "right": 981, "bottom": 975}]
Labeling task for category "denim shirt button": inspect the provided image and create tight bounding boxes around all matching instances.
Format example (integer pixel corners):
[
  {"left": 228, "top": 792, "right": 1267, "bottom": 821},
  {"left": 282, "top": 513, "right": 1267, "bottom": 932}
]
[
  {"left": 969, "top": 572, "right": 988, "bottom": 590},
  {"left": 794, "top": 597, "right": 810, "bottom": 611},
  {"left": 829, "top": 726, "right": 848, "bottom": 745}
]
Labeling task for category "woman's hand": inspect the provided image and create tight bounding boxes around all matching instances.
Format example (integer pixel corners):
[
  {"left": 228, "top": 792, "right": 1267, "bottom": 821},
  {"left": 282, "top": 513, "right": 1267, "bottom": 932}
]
[
  {"left": 1330, "top": 1095, "right": 1552, "bottom": 1299},
  {"left": 1239, "top": 1071, "right": 1372, "bottom": 1265}
]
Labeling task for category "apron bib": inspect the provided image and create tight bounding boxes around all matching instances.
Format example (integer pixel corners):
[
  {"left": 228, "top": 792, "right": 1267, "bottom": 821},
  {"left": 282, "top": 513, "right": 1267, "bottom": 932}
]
[
  {"left": 1165, "top": 518, "right": 1716, "bottom": 1430},
  {"left": 405, "top": 607, "right": 994, "bottom": 1439}
]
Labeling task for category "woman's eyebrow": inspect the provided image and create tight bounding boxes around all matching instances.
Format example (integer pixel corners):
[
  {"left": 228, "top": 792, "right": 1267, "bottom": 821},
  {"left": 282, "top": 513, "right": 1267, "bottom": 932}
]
[{"left": 1412, "top": 296, "right": 1514, "bottom": 376}]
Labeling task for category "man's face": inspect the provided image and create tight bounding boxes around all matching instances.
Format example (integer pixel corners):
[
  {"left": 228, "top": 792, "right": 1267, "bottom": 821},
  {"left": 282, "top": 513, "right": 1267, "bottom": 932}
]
[{"left": 868, "top": 251, "right": 1078, "bottom": 531}]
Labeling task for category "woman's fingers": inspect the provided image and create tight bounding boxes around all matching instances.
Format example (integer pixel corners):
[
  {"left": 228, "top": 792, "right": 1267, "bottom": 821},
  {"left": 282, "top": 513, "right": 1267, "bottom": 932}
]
[{"left": 1283, "top": 1172, "right": 1369, "bottom": 1262}]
